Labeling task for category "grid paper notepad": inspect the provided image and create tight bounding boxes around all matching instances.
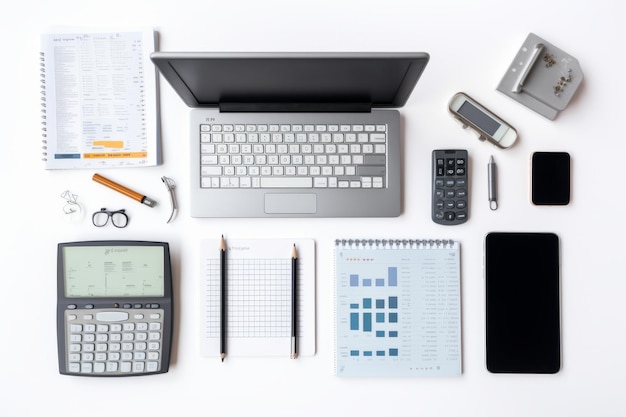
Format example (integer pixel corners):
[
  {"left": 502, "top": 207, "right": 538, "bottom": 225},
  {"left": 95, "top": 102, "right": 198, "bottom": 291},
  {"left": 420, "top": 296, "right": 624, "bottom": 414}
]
[
  {"left": 200, "top": 238, "right": 315, "bottom": 357},
  {"left": 335, "top": 239, "right": 461, "bottom": 377}
]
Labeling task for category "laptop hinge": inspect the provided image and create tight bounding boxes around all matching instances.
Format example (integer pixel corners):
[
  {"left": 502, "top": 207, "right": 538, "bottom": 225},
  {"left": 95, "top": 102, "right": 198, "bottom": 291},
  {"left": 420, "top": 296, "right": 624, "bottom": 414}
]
[{"left": 219, "top": 102, "right": 372, "bottom": 113}]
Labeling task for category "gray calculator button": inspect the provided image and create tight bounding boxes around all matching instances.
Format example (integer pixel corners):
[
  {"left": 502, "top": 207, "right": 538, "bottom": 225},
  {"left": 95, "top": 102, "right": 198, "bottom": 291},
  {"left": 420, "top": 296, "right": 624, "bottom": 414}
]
[{"left": 96, "top": 311, "right": 130, "bottom": 322}]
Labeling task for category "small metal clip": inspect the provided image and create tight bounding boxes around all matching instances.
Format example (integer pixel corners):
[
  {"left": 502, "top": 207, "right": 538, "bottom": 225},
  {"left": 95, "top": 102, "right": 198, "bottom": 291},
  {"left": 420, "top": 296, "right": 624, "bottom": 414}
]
[{"left": 162, "top": 176, "right": 178, "bottom": 223}]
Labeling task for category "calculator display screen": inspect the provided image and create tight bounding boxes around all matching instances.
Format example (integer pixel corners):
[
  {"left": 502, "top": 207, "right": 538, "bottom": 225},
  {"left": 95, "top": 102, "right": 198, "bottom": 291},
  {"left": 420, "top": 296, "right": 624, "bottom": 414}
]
[{"left": 62, "top": 245, "right": 165, "bottom": 298}]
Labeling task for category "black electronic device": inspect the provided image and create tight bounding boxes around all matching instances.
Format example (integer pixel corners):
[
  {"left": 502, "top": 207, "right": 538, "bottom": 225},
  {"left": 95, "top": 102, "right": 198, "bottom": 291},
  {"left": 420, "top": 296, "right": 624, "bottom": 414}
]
[
  {"left": 432, "top": 149, "right": 469, "bottom": 225},
  {"left": 531, "top": 151, "right": 571, "bottom": 205},
  {"left": 57, "top": 241, "right": 173, "bottom": 376},
  {"left": 485, "top": 232, "right": 561, "bottom": 373}
]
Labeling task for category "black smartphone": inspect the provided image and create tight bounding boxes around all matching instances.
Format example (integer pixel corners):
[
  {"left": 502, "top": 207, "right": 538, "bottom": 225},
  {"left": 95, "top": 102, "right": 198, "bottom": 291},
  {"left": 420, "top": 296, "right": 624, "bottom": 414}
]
[
  {"left": 485, "top": 232, "right": 561, "bottom": 373},
  {"left": 531, "top": 152, "right": 571, "bottom": 205}
]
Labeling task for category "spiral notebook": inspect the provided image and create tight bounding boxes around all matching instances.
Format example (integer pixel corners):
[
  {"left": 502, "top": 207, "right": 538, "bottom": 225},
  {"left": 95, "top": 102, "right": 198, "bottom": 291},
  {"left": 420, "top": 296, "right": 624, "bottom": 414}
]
[
  {"left": 40, "top": 28, "right": 160, "bottom": 169},
  {"left": 335, "top": 239, "right": 461, "bottom": 377}
]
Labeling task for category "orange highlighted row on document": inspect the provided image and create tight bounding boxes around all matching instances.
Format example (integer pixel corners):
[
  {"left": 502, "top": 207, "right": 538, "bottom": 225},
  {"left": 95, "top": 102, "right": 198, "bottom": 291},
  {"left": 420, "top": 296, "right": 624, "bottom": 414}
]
[
  {"left": 93, "top": 140, "right": 125, "bottom": 148},
  {"left": 83, "top": 152, "right": 148, "bottom": 159}
]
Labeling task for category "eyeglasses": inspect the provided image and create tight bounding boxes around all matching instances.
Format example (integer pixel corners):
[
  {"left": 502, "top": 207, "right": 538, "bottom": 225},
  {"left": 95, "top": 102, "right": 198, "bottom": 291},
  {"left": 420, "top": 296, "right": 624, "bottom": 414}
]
[{"left": 92, "top": 208, "right": 129, "bottom": 228}]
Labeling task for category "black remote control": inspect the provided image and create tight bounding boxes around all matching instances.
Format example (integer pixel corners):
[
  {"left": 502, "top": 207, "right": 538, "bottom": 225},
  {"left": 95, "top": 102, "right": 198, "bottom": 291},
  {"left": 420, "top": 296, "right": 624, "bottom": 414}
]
[{"left": 432, "top": 149, "right": 468, "bottom": 225}]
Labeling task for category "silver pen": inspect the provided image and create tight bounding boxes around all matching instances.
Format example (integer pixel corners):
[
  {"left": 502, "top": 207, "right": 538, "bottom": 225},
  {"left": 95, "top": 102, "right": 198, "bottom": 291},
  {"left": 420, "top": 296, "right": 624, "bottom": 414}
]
[{"left": 488, "top": 155, "right": 498, "bottom": 210}]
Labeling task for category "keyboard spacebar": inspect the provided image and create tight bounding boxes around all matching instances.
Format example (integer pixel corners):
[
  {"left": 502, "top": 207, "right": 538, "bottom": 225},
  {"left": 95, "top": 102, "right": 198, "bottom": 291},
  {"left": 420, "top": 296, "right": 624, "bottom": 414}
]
[{"left": 260, "top": 177, "right": 313, "bottom": 188}]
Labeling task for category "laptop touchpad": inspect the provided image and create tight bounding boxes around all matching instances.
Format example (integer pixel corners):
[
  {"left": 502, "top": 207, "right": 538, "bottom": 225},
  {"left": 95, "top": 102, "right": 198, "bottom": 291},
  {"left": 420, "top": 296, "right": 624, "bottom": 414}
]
[{"left": 265, "top": 193, "right": 317, "bottom": 214}]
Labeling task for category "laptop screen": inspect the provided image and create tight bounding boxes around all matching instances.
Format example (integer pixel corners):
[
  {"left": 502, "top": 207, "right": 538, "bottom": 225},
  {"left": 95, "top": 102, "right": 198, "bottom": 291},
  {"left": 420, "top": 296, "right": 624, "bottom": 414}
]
[{"left": 151, "top": 52, "right": 429, "bottom": 110}]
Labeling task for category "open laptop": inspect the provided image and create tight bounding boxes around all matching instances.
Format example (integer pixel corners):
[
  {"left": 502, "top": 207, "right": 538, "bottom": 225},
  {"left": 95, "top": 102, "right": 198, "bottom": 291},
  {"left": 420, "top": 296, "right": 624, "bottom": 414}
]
[{"left": 150, "top": 52, "right": 429, "bottom": 217}]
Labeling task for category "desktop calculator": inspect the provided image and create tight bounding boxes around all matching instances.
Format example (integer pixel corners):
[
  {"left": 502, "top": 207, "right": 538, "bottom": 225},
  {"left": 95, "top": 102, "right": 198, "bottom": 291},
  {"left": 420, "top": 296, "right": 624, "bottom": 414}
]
[{"left": 57, "top": 241, "right": 173, "bottom": 377}]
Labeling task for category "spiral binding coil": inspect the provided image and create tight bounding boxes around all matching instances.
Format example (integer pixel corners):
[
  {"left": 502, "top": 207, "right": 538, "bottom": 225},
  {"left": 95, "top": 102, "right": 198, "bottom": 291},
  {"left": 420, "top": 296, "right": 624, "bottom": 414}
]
[
  {"left": 334, "top": 239, "right": 455, "bottom": 248},
  {"left": 40, "top": 51, "right": 47, "bottom": 161}
]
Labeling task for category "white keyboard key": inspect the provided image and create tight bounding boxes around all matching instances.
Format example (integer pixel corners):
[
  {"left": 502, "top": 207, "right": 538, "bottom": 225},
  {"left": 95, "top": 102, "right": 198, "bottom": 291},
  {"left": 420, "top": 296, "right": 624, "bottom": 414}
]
[
  {"left": 240, "top": 177, "right": 252, "bottom": 188},
  {"left": 260, "top": 177, "right": 313, "bottom": 188},
  {"left": 314, "top": 177, "right": 328, "bottom": 188},
  {"left": 201, "top": 156, "right": 218, "bottom": 166}
]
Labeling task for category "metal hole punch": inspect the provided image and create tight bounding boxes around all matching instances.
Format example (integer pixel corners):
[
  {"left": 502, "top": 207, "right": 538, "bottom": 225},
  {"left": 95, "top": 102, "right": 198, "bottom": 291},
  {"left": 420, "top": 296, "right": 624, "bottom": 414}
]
[{"left": 162, "top": 176, "right": 178, "bottom": 223}]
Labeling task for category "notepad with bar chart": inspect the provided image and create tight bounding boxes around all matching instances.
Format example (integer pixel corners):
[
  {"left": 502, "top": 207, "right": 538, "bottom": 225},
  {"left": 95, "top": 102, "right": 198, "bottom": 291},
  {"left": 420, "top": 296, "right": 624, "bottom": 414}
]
[{"left": 335, "top": 239, "right": 461, "bottom": 376}]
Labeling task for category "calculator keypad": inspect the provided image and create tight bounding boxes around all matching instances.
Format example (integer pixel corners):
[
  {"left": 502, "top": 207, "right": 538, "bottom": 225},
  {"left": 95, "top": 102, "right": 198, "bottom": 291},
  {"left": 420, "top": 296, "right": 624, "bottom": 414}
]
[
  {"left": 432, "top": 150, "right": 468, "bottom": 225},
  {"left": 64, "top": 309, "right": 164, "bottom": 375}
]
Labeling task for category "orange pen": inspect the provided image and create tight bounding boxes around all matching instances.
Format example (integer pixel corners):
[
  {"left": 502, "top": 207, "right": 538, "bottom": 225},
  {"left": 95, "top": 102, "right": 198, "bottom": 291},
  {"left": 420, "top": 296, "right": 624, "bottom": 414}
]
[{"left": 92, "top": 173, "right": 157, "bottom": 207}]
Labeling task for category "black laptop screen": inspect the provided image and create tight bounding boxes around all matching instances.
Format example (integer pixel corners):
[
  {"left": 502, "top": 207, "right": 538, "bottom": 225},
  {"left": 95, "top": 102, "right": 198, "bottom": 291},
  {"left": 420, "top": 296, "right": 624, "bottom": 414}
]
[{"left": 151, "top": 53, "right": 429, "bottom": 110}]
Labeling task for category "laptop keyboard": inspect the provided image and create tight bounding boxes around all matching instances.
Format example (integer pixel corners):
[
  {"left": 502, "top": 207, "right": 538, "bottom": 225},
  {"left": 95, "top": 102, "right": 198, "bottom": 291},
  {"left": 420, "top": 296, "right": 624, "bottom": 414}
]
[{"left": 199, "top": 123, "right": 388, "bottom": 189}]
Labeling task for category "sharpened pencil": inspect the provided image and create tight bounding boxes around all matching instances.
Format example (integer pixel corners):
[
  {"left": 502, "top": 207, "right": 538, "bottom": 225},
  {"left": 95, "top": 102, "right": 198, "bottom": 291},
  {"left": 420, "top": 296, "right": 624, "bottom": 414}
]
[
  {"left": 220, "top": 235, "right": 226, "bottom": 362},
  {"left": 291, "top": 244, "right": 298, "bottom": 359}
]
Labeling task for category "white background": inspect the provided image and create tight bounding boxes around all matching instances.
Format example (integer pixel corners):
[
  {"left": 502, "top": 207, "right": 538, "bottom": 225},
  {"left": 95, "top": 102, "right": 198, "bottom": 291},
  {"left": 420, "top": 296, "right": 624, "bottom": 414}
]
[{"left": 1, "top": 1, "right": 624, "bottom": 416}]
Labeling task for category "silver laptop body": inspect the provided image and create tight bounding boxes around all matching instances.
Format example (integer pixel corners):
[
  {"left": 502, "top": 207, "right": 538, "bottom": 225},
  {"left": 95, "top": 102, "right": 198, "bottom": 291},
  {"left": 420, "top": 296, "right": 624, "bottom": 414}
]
[{"left": 151, "top": 52, "right": 429, "bottom": 217}]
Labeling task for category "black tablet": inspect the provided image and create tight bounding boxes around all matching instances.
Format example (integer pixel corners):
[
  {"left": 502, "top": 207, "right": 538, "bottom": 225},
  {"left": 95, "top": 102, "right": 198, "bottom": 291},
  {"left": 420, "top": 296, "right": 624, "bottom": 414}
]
[{"left": 485, "top": 232, "right": 561, "bottom": 373}]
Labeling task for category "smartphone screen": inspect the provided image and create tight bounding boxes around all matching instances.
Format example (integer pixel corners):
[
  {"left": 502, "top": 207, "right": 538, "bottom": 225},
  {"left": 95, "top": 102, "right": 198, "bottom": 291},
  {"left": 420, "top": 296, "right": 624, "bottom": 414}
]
[
  {"left": 532, "top": 152, "right": 571, "bottom": 205},
  {"left": 485, "top": 232, "right": 561, "bottom": 373}
]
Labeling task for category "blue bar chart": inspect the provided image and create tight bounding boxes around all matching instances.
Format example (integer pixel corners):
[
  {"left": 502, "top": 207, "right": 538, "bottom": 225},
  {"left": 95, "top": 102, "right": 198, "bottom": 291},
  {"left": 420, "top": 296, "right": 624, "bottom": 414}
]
[{"left": 335, "top": 240, "right": 461, "bottom": 377}]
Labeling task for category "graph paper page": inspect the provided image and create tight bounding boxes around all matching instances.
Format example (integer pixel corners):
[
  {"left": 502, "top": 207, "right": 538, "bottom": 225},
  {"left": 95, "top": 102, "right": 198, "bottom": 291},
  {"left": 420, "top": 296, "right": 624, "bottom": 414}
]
[{"left": 200, "top": 238, "right": 315, "bottom": 357}]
